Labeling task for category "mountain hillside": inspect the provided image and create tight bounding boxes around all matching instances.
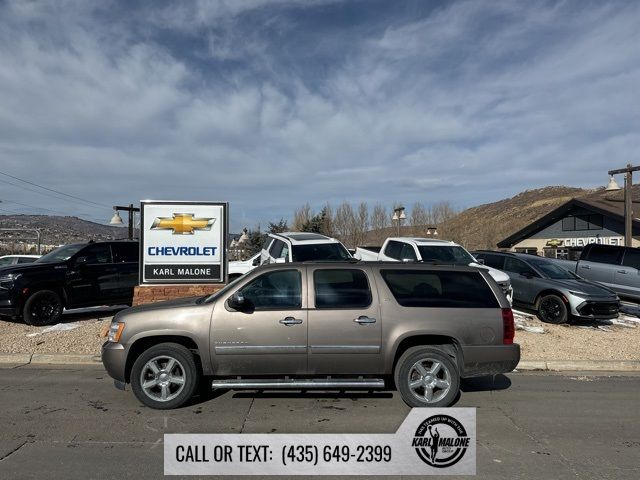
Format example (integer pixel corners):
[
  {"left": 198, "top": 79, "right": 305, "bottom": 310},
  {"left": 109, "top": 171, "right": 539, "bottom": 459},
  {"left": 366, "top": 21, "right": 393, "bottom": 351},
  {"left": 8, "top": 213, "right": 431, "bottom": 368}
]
[
  {"left": 440, "top": 186, "right": 593, "bottom": 250},
  {"left": 0, "top": 215, "right": 133, "bottom": 252}
]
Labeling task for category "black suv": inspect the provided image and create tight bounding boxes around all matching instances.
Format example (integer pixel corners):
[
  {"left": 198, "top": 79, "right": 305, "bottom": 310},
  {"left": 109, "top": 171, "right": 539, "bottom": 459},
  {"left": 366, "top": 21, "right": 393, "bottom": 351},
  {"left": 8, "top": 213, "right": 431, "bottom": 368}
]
[{"left": 0, "top": 241, "right": 139, "bottom": 325}]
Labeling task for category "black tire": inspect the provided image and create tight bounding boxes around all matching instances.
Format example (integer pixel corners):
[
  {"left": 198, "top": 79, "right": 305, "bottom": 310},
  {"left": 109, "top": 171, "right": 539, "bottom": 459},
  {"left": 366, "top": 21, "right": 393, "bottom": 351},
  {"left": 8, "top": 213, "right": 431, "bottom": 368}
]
[
  {"left": 131, "top": 343, "right": 200, "bottom": 409},
  {"left": 537, "top": 294, "right": 568, "bottom": 324},
  {"left": 23, "top": 290, "right": 63, "bottom": 326},
  {"left": 394, "top": 346, "right": 460, "bottom": 408}
]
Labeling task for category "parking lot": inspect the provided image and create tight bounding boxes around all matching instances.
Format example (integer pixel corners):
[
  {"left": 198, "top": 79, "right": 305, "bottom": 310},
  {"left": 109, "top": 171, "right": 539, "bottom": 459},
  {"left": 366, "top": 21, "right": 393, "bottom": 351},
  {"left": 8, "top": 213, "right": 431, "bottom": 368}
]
[{"left": 0, "top": 365, "right": 638, "bottom": 479}]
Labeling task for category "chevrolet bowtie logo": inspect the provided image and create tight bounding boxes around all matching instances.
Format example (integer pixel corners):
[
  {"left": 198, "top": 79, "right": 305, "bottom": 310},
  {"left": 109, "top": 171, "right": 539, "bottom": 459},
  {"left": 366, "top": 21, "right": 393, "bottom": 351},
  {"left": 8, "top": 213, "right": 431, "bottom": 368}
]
[{"left": 151, "top": 213, "right": 216, "bottom": 235}]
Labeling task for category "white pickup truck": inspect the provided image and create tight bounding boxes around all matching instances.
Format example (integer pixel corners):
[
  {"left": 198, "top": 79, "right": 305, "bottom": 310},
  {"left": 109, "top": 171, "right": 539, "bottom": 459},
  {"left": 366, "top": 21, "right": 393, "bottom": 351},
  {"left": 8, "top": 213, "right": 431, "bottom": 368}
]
[{"left": 355, "top": 237, "right": 513, "bottom": 303}]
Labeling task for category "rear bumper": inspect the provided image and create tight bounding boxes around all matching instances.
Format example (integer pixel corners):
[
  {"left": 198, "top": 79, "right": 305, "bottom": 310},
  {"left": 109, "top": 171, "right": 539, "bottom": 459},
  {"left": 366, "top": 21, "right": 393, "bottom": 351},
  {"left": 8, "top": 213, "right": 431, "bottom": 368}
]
[
  {"left": 461, "top": 344, "right": 520, "bottom": 377},
  {"left": 101, "top": 341, "right": 127, "bottom": 383}
]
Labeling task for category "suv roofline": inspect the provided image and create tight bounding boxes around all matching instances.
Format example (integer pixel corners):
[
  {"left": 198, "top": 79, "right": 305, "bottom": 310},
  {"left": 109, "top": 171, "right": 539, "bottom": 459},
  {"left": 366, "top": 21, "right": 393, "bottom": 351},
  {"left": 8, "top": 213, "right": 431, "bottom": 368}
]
[{"left": 268, "top": 232, "right": 341, "bottom": 244}]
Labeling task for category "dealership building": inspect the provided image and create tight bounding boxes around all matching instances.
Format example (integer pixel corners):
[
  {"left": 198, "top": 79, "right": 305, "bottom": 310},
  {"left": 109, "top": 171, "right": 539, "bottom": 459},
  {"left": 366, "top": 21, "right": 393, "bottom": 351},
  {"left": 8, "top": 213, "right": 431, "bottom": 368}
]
[{"left": 497, "top": 194, "right": 640, "bottom": 260}]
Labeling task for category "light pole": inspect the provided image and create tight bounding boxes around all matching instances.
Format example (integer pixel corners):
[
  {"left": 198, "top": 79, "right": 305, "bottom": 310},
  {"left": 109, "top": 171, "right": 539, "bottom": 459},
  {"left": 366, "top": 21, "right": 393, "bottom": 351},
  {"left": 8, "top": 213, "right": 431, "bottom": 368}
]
[
  {"left": 392, "top": 206, "right": 406, "bottom": 236},
  {"left": 425, "top": 226, "right": 438, "bottom": 236},
  {"left": 605, "top": 164, "right": 640, "bottom": 247},
  {"left": 110, "top": 204, "right": 141, "bottom": 240}
]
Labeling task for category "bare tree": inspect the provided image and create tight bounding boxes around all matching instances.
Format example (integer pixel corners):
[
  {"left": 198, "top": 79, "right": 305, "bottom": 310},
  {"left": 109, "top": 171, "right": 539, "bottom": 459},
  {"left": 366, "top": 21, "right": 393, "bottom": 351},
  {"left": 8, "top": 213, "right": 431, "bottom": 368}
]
[
  {"left": 370, "top": 203, "right": 389, "bottom": 244},
  {"left": 334, "top": 202, "right": 355, "bottom": 247},
  {"left": 292, "top": 203, "right": 312, "bottom": 231}
]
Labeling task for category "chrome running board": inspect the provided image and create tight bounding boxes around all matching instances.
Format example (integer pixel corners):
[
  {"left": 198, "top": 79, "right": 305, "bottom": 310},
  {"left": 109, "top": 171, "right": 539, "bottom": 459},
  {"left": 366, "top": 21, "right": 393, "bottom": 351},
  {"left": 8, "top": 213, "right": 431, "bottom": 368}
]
[{"left": 211, "top": 377, "right": 385, "bottom": 389}]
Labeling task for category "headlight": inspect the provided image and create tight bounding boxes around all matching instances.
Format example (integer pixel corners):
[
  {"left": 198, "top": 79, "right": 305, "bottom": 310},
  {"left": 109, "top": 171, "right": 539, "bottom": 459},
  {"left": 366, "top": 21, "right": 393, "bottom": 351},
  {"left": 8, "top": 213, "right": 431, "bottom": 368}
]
[
  {"left": 107, "top": 322, "right": 125, "bottom": 343},
  {"left": 568, "top": 291, "right": 590, "bottom": 299},
  {"left": 0, "top": 273, "right": 20, "bottom": 289}
]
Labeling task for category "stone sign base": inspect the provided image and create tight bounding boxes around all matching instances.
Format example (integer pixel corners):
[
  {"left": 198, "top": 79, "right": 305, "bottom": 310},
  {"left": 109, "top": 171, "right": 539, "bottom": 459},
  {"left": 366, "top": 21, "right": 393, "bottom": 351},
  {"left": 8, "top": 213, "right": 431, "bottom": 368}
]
[{"left": 133, "top": 284, "right": 225, "bottom": 306}]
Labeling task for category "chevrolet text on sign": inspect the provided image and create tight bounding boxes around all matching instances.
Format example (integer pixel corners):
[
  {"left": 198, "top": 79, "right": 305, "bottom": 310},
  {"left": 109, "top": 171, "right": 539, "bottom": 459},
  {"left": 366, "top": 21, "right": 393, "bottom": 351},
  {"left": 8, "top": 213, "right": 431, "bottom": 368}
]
[
  {"left": 140, "top": 201, "right": 228, "bottom": 284},
  {"left": 164, "top": 408, "right": 476, "bottom": 475}
]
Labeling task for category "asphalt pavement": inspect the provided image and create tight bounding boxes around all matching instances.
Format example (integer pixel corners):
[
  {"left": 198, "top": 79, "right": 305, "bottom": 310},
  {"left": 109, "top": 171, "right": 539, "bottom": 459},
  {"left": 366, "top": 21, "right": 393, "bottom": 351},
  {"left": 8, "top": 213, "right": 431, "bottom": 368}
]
[{"left": 0, "top": 365, "right": 638, "bottom": 479}]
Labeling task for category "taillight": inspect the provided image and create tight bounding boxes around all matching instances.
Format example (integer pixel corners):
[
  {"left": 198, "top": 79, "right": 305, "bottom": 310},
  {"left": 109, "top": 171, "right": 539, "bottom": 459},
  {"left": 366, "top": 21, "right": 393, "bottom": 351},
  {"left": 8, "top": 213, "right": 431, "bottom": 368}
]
[{"left": 502, "top": 308, "right": 515, "bottom": 345}]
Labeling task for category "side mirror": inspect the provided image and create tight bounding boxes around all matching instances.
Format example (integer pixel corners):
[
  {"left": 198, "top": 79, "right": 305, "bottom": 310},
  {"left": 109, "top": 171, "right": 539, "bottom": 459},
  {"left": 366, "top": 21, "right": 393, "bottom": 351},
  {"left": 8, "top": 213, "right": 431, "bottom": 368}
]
[
  {"left": 228, "top": 292, "right": 250, "bottom": 311},
  {"left": 274, "top": 257, "right": 286, "bottom": 264},
  {"left": 401, "top": 258, "right": 415, "bottom": 263},
  {"left": 252, "top": 257, "right": 260, "bottom": 267},
  {"left": 476, "top": 258, "right": 485, "bottom": 265},
  {"left": 74, "top": 256, "right": 88, "bottom": 265},
  {"left": 520, "top": 271, "right": 534, "bottom": 279}
]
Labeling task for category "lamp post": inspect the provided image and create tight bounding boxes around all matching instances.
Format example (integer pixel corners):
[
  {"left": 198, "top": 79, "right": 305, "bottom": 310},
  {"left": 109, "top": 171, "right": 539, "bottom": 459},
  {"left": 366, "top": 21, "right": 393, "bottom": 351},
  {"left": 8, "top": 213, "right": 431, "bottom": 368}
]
[
  {"left": 605, "top": 164, "right": 640, "bottom": 247},
  {"left": 110, "top": 204, "right": 140, "bottom": 240},
  {"left": 425, "top": 226, "right": 438, "bottom": 236},
  {"left": 392, "top": 206, "right": 406, "bottom": 236}
]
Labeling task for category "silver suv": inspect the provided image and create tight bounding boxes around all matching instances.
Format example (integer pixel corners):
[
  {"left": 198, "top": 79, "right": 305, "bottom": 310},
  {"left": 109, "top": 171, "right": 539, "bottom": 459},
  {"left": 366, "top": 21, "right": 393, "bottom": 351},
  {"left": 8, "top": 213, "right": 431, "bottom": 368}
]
[
  {"left": 260, "top": 232, "right": 352, "bottom": 264},
  {"left": 102, "top": 262, "right": 520, "bottom": 409}
]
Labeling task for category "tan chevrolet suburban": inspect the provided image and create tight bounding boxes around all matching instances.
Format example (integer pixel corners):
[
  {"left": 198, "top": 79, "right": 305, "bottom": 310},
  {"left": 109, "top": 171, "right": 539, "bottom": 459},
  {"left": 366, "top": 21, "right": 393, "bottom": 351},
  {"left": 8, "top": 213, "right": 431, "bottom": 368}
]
[{"left": 102, "top": 262, "right": 520, "bottom": 409}]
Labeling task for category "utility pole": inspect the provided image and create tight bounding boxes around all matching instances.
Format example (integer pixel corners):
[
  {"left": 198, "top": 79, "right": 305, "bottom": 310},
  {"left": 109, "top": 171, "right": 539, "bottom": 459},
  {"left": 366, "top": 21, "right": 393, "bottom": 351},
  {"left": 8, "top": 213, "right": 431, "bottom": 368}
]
[
  {"left": 606, "top": 164, "right": 640, "bottom": 247},
  {"left": 110, "top": 204, "right": 140, "bottom": 240}
]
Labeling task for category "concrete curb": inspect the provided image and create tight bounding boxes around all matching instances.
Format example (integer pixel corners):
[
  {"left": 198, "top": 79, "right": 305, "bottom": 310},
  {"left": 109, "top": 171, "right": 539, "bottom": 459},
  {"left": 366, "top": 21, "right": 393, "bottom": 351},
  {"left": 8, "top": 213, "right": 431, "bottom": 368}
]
[
  {"left": 0, "top": 353, "right": 101, "bottom": 365},
  {"left": 0, "top": 353, "right": 639, "bottom": 371},
  {"left": 517, "top": 360, "right": 640, "bottom": 372}
]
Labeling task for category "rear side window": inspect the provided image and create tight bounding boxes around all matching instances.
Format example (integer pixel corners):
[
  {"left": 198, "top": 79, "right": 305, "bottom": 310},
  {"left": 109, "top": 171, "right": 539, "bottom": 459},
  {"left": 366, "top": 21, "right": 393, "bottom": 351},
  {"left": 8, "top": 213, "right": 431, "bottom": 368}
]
[
  {"left": 381, "top": 269, "right": 499, "bottom": 308},
  {"left": 622, "top": 248, "right": 640, "bottom": 270},
  {"left": 112, "top": 243, "right": 139, "bottom": 263},
  {"left": 585, "top": 245, "right": 622, "bottom": 264},
  {"left": 479, "top": 254, "right": 504, "bottom": 269},
  {"left": 384, "top": 240, "right": 403, "bottom": 260},
  {"left": 314, "top": 269, "right": 372, "bottom": 308}
]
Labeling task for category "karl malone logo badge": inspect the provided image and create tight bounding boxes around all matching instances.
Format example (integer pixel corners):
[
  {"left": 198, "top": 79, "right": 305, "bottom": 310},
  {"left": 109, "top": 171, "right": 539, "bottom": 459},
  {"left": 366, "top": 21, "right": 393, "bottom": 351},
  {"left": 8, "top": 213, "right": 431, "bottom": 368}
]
[{"left": 412, "top": 415, "right": 470, "bottom": 468}]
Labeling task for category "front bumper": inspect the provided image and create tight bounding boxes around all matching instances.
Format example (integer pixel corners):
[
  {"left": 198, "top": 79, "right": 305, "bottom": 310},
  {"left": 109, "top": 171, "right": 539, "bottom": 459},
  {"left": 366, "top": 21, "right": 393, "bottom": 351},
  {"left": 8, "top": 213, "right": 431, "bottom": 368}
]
[
  {"left": 461, "top": 343, "right": 520, "bottom": 378},
  {"left": 101, "top": 341, "right": 127, "bottom": 383},
  {"left": 568, "top": 297, "right": 619, "bottom": 320}
]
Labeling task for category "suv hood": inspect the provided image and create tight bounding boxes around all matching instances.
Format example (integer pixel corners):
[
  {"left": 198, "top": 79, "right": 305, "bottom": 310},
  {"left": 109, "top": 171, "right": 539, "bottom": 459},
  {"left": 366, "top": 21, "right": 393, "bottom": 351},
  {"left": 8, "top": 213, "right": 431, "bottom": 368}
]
[
  {"left": 122, "top": 296, "right": 202, "bottom": 315},
  {"left": 470, "top": 263, "right": 510, "bottom": 283},
  {"left": 0, "top": 261, "right": 66, "bottom": 275}
]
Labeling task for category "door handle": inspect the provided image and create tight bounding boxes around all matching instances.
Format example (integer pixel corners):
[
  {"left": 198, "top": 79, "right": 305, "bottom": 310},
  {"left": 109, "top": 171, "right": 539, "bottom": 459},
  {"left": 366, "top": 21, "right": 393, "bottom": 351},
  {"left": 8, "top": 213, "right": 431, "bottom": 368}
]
[
  {"left": 279, "top": 317, "right": 303, "bottom": 326},
  {"left": 580, "top": 265, "right": 591, "bottom": 269},
  {"left": 617, "top": 270, "right": 627, "bottom": 274},
  {"left": 354, "top": 316, "right": 376, "bottom": 324}
]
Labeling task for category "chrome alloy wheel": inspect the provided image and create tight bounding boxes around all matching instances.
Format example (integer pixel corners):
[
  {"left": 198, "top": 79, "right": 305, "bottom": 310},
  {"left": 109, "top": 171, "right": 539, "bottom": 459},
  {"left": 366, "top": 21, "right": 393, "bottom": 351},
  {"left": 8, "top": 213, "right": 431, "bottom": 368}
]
[
  {"left": 407, "top": 358, "right": 452, "bottom": 404},
  {"left": 139, "top": 356, "right": 186, "bottom": 402}
]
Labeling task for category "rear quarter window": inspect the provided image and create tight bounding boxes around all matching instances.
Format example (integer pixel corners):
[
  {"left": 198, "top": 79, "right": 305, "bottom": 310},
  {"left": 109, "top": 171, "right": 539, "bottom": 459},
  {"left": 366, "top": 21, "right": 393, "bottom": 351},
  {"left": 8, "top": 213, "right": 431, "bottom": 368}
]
[{"left": 381, "top": 269, "right": 500, "bottom": 308}]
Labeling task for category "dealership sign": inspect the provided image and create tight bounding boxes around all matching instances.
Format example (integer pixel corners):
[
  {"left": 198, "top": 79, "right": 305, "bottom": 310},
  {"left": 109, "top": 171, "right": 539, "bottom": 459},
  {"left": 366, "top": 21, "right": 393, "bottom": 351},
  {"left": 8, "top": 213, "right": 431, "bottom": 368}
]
[
  {"left": 140, "top": 201, "right": 228, "bottom": 284},
  {"left": 547, "top": 236, "right": 624, "bottom": 248}
]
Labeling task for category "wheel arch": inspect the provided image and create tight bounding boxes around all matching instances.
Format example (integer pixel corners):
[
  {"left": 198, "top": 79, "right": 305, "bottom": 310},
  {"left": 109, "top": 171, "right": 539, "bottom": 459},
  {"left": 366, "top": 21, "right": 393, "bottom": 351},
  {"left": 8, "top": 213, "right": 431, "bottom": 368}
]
[
  {"left": 390, "top": 333, "right": 463, "bottom": 376},
  {"left": 125, "top": 335, "right": 202, "bottom": 383},
  {"left": 535, "top": 289, "right": 568, "bottom": 307}
]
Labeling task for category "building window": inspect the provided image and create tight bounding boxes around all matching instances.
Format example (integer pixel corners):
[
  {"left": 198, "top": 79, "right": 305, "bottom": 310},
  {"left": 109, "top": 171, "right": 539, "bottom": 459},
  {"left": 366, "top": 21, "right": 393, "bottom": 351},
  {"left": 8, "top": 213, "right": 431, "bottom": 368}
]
[
  {"left": 514, "top": 248, "right": 538, "bottom": 255},
  {"left": 561, "top": 214, "right": 603, "bottom": 231}
]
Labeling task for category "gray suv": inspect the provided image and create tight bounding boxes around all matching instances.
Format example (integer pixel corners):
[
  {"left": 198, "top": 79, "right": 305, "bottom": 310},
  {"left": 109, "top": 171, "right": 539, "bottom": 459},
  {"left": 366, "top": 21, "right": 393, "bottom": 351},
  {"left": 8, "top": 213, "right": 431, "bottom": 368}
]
[
  {"left": 102, "top": 262, "right": 519, "bottom": 409},
  {"left": 473, "top": 251, "right": 619, "bottom": 324}
]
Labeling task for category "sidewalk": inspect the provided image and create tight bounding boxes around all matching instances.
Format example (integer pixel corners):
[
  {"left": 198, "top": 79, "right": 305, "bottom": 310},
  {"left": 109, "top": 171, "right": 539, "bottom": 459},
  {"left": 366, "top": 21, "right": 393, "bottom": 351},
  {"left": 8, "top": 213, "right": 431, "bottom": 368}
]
[{"left": 1, "top": 352, "right": 639, "bottom": 372}]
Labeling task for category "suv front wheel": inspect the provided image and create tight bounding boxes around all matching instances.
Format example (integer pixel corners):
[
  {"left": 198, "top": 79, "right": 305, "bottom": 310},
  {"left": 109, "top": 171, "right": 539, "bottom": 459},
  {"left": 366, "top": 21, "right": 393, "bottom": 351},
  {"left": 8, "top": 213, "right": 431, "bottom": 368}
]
[
  {"left": 131, "top": 343, "right": 200, "bottom": 409},
  {"left": 395, "top": 346, "right": 460, "bottom": 408}
]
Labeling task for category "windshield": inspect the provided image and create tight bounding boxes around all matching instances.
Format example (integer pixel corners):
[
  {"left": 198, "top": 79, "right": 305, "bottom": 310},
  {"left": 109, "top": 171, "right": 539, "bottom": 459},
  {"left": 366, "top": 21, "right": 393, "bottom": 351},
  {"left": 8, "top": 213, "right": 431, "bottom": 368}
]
[
  {"left": 526, "top": 258, "right": 577, "bottom": 280},
  {"left": 36, "top": 244, "right": 85, "bottom": 263},
  {"left": 292, "top": 243, "right": 352, "bottom": 262},
  {"left": 417, "top": 246, "right": 475, "bottom": 265}
]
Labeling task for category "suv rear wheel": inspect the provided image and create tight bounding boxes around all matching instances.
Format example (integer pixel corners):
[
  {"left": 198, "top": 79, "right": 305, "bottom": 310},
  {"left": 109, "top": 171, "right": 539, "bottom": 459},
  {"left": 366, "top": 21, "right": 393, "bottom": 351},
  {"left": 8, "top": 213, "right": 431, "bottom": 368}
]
[
  {"left": 23, "top": 290, "right": 63, "bottom": 326},
  {"left": 131, "top": 343, "right": 200, "bottom": 409},
  {"left": 394, "top": 346, "right": 460, "bottom": 408},
  {"left": 537, "top": 294, "right": 568, "bottom": 324}
]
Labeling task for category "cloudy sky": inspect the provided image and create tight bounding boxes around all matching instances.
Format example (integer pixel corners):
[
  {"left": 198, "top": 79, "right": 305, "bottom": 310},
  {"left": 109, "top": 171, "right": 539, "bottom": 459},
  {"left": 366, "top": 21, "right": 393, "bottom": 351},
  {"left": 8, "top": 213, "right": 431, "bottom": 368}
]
[{"left": 0, "top": 0, "right": 638, "bottom": 230}]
